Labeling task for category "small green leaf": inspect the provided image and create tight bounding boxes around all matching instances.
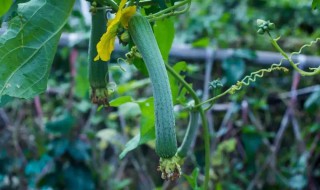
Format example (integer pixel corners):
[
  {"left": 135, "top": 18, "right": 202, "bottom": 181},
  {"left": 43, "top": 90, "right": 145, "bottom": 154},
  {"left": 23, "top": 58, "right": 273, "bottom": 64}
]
[
  {"left": 304, "top": 89, "right": 320, "bottom": 113},
  {"left": 312, "top": 0, "right": 320, "bottom": 9},
  {"left": 0, "top": 0, "right": 75, "bottom": 99},
  {"left": 0, "top": 0, "right": 12, "bottom": 17},
  {"left": 192, "top": 37, "right": 210, "bottom": 48},
  {"left": 119, "top": 134, "right": 140, "bottom": 159},
  {"left": 109, "top": 96, "right": 134, "bottom": 107},
  {"left": 183, "top": 168, "right": 202, "bottom": 190},
  {"left": 309, "top": 123, "right": 320, "bottom": 133},
  {"left": 154, "top": 18, "right": 175, "bottom": 62},
  {"left": 132, "top": 56, "right": 149, "bottom": 76},
  {"left": 127, "top": 36, "right": 149, "bottom": 76}
]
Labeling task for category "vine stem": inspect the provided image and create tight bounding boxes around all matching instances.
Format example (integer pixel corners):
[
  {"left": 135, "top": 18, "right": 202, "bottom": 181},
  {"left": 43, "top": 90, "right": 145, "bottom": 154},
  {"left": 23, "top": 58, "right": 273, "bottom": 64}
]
[
  {"left": 146, "top": 0, "right": 191, "bottom": 22},
  {"left": 195, "top": 63, "right": 289, "bottom": 110},
  {"left": 195, "top": 88, "right": 232, "bottom": 110},
  {"left": 165, "top": 63, "right": 210, "bottom": 189},
  {"left": 96, "top": 0, "right": 119, "bottom": 11},
  {"left": 267, "top": 32, "right": 320, "bottom": 76}
]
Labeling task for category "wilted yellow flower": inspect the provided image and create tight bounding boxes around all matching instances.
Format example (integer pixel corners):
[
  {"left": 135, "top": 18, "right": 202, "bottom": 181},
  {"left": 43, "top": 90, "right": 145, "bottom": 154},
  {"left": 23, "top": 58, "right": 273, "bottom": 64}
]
[{"left": 94, "top": 0, "right": 136, "bottom": 61}]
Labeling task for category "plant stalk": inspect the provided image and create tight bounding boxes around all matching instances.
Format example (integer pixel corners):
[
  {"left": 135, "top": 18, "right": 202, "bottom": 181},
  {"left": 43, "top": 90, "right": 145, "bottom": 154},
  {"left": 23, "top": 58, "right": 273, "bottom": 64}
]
[
  {"left": 267, "top": 32, "right": 320, "bottom": 76},
  {"left": 165, "top": 63, "right": 210, "bottom": 189}
]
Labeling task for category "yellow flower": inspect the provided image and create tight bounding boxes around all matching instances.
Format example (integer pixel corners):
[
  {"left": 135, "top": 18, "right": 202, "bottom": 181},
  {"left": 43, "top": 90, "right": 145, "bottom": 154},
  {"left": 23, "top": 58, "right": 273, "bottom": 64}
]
[{"left": 94, "top": 0, "right": 136, "bottom": 61}]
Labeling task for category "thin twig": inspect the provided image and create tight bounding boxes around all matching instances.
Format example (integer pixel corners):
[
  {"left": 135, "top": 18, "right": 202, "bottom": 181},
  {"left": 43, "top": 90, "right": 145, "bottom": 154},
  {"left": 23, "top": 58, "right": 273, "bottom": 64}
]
[
  {"left": 82, "top": 105, "right": 97, "bottom": 132},
  {"left": 248, "top": 110, "right": 272, "bottom": 149},
  {"left": 131, "top": 153, "right": 156, "bottom": 189},
  {"left": 34, "top": 96, "right": 44, "bottom": 129},
  {"left": 218, "top": 102, "right": 236, "bottom": 136},
  {"left": 0, "top": 109, "right": 9, "bottom": 128},
  {"left": 291, "top": 116, "right": 305, "bottom": 153},
  {"left": 241, "top": 100, "right": 249, "bottom": 124},
  {"left": 274, "top": 110, "right": 290, "bottom": 151},
  {"left": 202, "top": 48, "right": 215, "bottom": 142},
  {"left": 246, "top": 155, "right": 272, "bottom": 190},
  {"left": 288, "top": 71, "right": 305, "bottom": 153},
  {"left": 278, "top": 85, "right": 320, "bottom": 99},
  {"left": 115, "top": 157, "right": 129, "bottom": 179},
  {"left": 272, "top": 109, "right": 290, "bottom": 170},
  {"left": 67, "top": 48, "right": 78, "bottom": 110}
]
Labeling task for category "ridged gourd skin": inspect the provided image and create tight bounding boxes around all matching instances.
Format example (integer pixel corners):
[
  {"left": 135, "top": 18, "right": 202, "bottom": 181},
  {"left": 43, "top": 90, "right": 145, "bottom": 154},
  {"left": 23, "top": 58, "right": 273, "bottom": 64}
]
[
  {"left": 177, "top": 111, "right": 199, "bottom": 158},
  {"left": 128, "top": 14, "right": 177, "bottom": 158},
  {"left": 88, "top": 8, "right": 109, "bottom": 92}
]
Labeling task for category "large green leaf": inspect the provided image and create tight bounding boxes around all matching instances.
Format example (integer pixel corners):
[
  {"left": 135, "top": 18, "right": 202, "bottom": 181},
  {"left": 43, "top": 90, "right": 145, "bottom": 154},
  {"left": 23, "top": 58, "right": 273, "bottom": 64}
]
[
  {"left": 118, "top": 97, "right": 155, "bottom": 159},
  {"left": 168, "top": 61, "right": 188, "bottom": 104},
  {"left": 0, "top": 0, "right": 75, "bottom": 99},
  {"left": 312, "top": 0, "right": 320, "bottom": 9},
  {"left": 1, "top": 0, "right": 30, "bottom": 22},
  {"left": 0, "top": 0, "right": 13, "bottom": 17},
  {"left": 137, "top": 97, "right": 155, "bottom": 144},
  {"left": 154, "top": 18, "right": 175, "bottom": 62}
]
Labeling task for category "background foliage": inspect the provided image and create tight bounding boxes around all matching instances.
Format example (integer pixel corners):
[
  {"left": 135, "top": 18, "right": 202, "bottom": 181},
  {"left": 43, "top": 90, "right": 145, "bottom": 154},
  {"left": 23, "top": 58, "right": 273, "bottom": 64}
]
[{"left": 0, "top": 0, "right": 319, "bottom": 189}]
